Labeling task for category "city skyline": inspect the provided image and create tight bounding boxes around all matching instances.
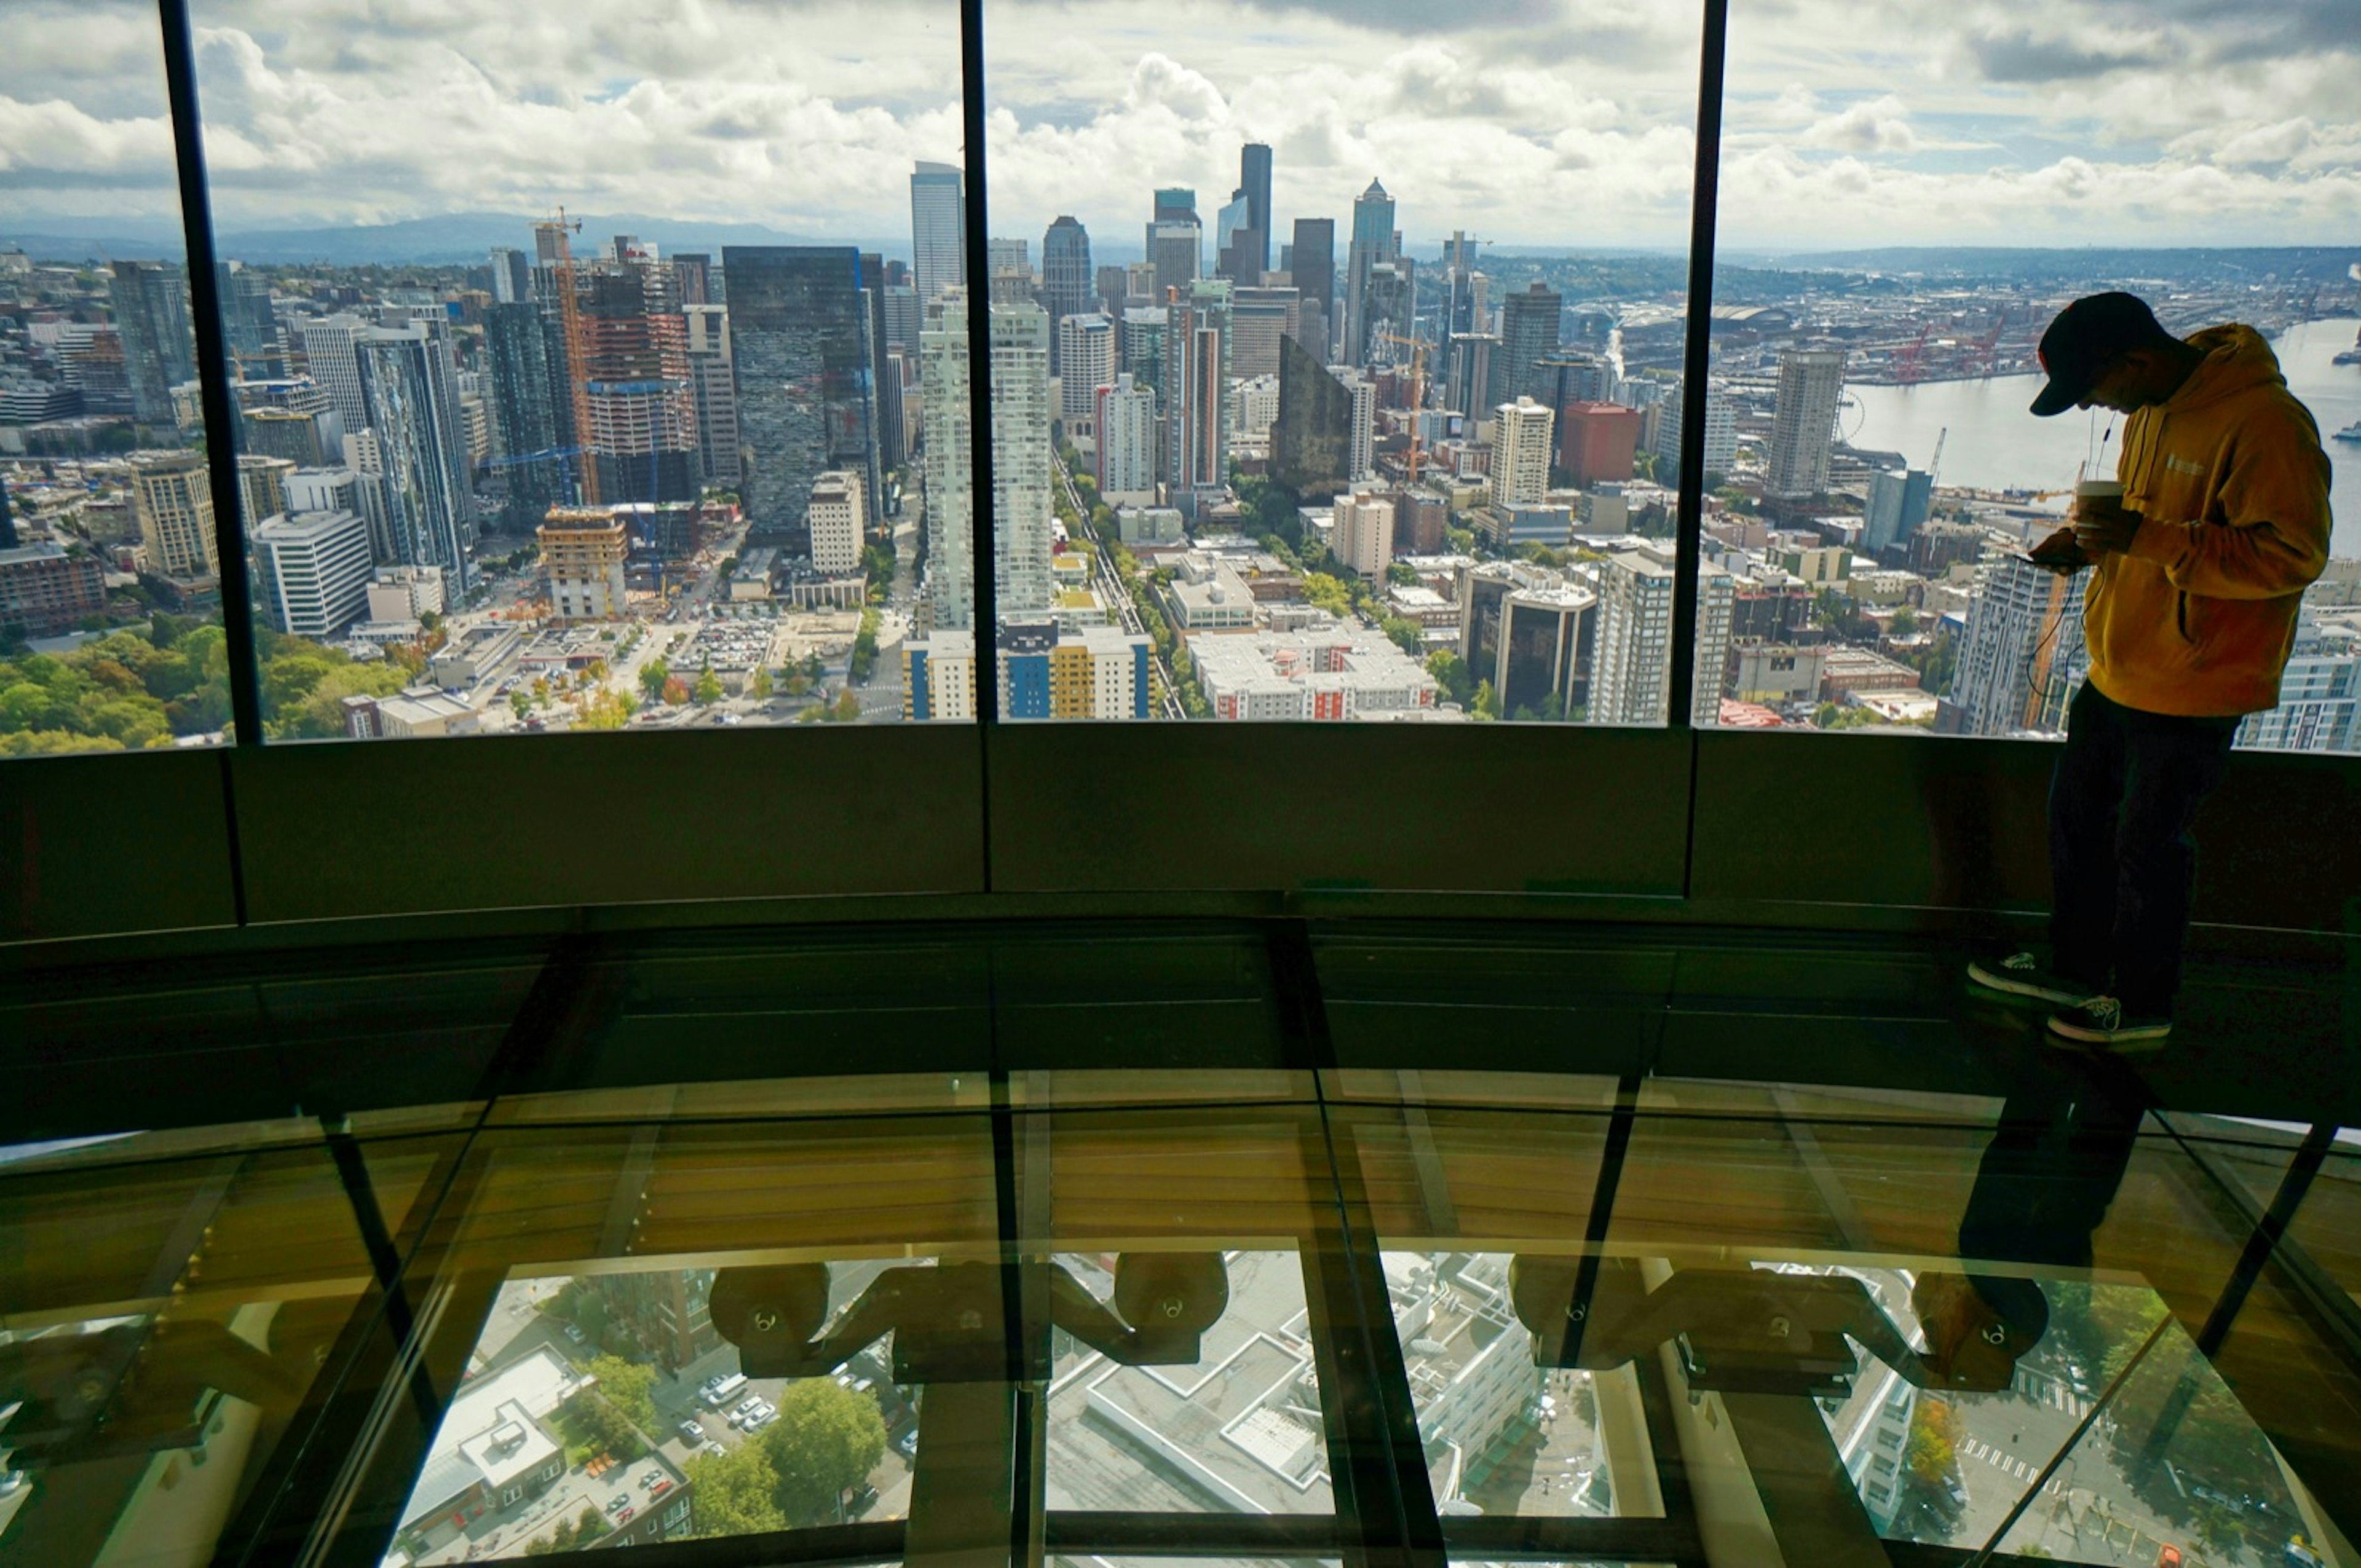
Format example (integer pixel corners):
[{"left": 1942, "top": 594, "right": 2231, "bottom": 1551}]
[{"left": 7, "top": 1, "right": 2357, "bottom": 254}]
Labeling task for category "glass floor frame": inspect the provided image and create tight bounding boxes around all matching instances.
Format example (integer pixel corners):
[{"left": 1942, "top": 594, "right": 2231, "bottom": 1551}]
[{"left": 2, "top": 918, "right": 2357, "bottom": 1568}]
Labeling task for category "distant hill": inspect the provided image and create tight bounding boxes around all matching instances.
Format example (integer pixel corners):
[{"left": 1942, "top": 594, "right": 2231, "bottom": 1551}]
[
  {"left": 1725, "top": 246, "right": 2361, "bottom": 284},
  {"left": 8, "top": 212, "right": 909, "bottom": 267}
]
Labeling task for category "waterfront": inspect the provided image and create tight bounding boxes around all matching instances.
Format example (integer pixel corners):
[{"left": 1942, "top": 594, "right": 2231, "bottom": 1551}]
[{"left": 1846, "top": 317, "right": 2360, "bottom": 559}]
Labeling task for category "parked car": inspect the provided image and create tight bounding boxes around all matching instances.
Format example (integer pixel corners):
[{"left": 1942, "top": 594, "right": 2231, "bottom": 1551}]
[
  {"left": 678, "top": 1420, "right": 703, "bottom": 1445},
  {"left": 562, "top": 1325, "right": 586, "bottom": 1345},
  {"left": 607, "top": 1492, "right": 630, "bottom": 1513},
  {"left": 898, "top": 1430, "right": 918, "bottom": 1459}
]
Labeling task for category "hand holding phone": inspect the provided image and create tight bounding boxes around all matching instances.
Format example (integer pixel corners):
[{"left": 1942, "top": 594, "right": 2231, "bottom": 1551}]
[{"left": 2027, "top": 526, "right": 2090, "bottom": 573}]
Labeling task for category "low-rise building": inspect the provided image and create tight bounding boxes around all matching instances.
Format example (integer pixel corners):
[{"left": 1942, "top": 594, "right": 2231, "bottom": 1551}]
[
  {"left": 1166, "top": 553, "right": 1257, "bottom": 631},
  {"left": 342, "top": 687, "right": 480, "bottom": 739},
  {"left": 539, "top": 508, "right": 630, "bottom": 621},
  {"left": 1819, "top": 646, "right": 1923, "bottom": 700},
  {"left": 254, "top": 508, "right": 372, "bottom": 639},
  {"left": 904, "top": 628, "right": 977, "bottom": 721},
  {"left": 999, "top": 620, "right": 1154, "bottom": 719},
  {"left": 0, "top": 542, "right": 108, "bottom": 637},
  {"left": 1192, "top": 628, "right": 1438, "bottom": 720}
]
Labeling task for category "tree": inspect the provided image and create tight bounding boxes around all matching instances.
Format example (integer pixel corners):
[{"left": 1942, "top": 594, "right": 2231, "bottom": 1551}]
[
  {"left": 585, "top": 1355, "right": 658, "bottom": 1433},
  {"left": 694, "top": 666, "right": 724, "bottom": 705},
  {"left": 751, "top": 666, "right": 774, "bottom": 699},
  {"left": 1471, "top": 679, "right": 1501, "bottom": 720},
  {"left": 1445, "top": 525, "right": 1477, "bottom": 555},
  {"left": 1380, "top": 616, "right": 1425, "bottom": 657},
  {"left": 576, "top": 688, "right": 638, "bottom": 729},
  {"left": 1302, "top": 572, "right": 1351, "bottom": 617},
  {"left": 829, "top": 688, "right": 861, "bottom": 722},
  {"left": 639, "top": 656, "right": 671, "bottom": 701},
  {"left": 510, "top": 689, "right": 532, "bottom": 720},
  {"left": 762, "top": 1378, "right": 887, "bottom": 1526},
  {"left": 1385, "top": 561, "right": 1417, "bottom": 586},
  {"left": 1426, "top": 650, "right": 1474, "bottom": 707},
  {"left": 686, "top": 1441, "right": 788, "bottom": 1537},
  {"left": 1888, "top": 607, "right": 1919, "bottom": 638},
  {"left": 662, "top": 674, "right": 691, "bottom": 706}
]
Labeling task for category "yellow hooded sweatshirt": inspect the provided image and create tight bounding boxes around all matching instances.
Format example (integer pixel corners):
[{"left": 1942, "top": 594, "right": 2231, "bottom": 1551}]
[{"left": 2090, "top": 324, "right": 2333, "bottom": 717}]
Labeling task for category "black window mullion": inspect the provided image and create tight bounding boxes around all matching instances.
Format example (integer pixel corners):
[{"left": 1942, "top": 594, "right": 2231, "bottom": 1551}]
[
  {"left": 959, "top": 0, "right": 1000, "bottom": 731},
  {"left": 156, "top": 0, "right": 264, "bottom": 749},
  {"left": 1669, "top": 0, "right": 1730, "bottom": 745}
]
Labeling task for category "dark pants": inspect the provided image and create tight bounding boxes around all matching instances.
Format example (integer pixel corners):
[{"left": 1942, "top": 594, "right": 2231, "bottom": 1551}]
[{"left": 2048, "top": 680, "right": 2240, "bottom": 1015}]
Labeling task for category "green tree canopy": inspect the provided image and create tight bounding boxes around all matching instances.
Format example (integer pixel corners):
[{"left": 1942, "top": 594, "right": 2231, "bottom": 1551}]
[
  {"left": 585, "top": 1354, "right": 658, "bottom": 1433},
  {"left": 761, "top": 1378, "right": 888, "bottom": 1526},
  {"left": 686, "top": 1441, "right": 788, "bottom": 1537},
  {"left": 694, "top": 666, "right": 724, "bottom": 705},
  {"left": 639, "top": 657, "right": 671, "bottom": 700}
]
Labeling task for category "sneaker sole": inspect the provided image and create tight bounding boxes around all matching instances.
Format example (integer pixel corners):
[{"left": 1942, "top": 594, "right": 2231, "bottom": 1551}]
[
  {"left": 2045, "top": 1015, "right": 2172, "bottom": 1047},
  {"left": 1966, "top": 961, "right": 2097, "bottom": 1007}
]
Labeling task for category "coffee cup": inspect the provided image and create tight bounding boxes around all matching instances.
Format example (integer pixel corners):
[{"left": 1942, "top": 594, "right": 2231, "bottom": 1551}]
[{"left": 2074, "top": 478, "right": 2123, "bottom": 506}]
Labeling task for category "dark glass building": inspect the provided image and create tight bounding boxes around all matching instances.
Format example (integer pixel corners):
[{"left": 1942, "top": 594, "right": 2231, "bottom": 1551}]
[
  {"left": 722, "top": 246, "right": 880, "bottom": 543},
  {"left": 1272, "top": 333, "right": 1353, "bottom": 498}
]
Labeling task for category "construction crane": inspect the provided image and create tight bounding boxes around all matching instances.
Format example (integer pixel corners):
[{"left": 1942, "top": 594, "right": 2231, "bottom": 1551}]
[
  {"left": 1928, "top": 426, "right": 1946, "bottom": 487},
  {"left": 533, "top": 208, "right": 601, "bottom": 507}
]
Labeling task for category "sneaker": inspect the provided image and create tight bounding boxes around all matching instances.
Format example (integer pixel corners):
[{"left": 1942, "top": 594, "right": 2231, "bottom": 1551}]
[
  {"left": 1966, "top": 952, "right": 2104, "bottom": 1007},
  {"left": 2046, "top": 996, "right": 2172, "bottom": 1049}
]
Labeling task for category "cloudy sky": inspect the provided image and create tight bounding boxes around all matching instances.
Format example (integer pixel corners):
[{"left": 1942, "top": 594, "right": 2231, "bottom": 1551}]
[{"left": 4, "top": 0, "right": 2356, "bottom": 254}]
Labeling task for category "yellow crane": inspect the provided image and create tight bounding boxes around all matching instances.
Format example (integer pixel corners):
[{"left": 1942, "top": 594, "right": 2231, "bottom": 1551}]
[{"left": 533, "top": 208, "right": 601, "bottom": 507}]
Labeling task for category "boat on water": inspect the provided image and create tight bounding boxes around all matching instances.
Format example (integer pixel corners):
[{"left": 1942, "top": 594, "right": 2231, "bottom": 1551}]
[
  {"left": 2335, "top": 420, "right": 2361, "bottom": 444},
  {"left": 2337, "top": 325, "right": 2361, "bottom": 366}
]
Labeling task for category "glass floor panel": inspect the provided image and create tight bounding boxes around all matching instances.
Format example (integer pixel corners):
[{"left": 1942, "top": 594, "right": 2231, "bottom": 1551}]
[{"left": 4, "top": 919, "right": 2357, "bottom": 1567}]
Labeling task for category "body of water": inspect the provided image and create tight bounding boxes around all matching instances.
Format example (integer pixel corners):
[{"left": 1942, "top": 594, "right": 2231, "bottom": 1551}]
[{"left": 1845, "top": 317, "right": 2360, "bottom": 559}]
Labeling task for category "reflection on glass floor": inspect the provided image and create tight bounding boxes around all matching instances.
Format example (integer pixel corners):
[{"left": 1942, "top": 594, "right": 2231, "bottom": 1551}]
[{"left": 2, "top": 925, "right": 2357, "bottom": 1568}]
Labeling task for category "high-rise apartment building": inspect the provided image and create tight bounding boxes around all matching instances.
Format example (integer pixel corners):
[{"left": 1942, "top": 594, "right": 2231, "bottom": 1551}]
[
  {"left": 1120, "top": 307, "right": 1168, "bottom": 392},
  {"left": 1766, "top": 349, "right": 1847, "bottom": 500},
  {"left": 239, "top": 453, "right": 295, "bottom": 529},
  {"left": 1496, "top": 282, "right": 1562, "bottom": 411},
  {"left": 1041, "top": 217, "right": 1094, "bottom": 376},
  {"left": 918, "top": 292, "right": 1053, "bottom": 628},
  {"left": 1359, "top": 262, "right": 1413, "bottom": 366},
  {"left": 1865, "top": 467, "right": 1934, "bottom": 556},
  {"left": 2237, "top": 614, "right": 2360, "bottom": 753},
  {"left": 1490, "top": 398, "right": 1555, "bottom": 510},
  {"left": 1653, "top": 377, "right": 1738, "bottom": 477},
  {"left": 808, "top": 469, "right": 866, "bottom": 575},
  {"left": 682, "top": 304, "right": 740, "bottom": 489},
  {"left": 255, "top": 508, "right": 373, "bottom": 637},
  {"left": 858, "top": 252, "right": 903, "bottom": 473},
  {"left": 1163, "top": 279, "right": 1232, "bottom": 519},
  {"left": 1589, "top": 548, "right": 1731, "bottom": 726},
  {"left": 355, "top": 326, "right": 477, "bottom": 591},
  {"left": 130, "top": 451, "right": 218, "bottom": 580},
  {"left": 295, "top": 314, "right": 373, "bottom": 436},
  {"left": 1460, "top": 561, "right": 1597, "bottom": 717},
  {"left": 484, "top": 302, "right": 571, "bottom": 530},
  {"left": 909, "top": 162, "right": 967, "bottom": 302},
  {"left": 1056, "top": 313, "right": 1117, "bottom": 440},
  {"left": 1095, "top": 374, "right": 1158, "bottom": 505},
  {"left": 723, "top": 246, "right": 879, "bottom": 545},
  {"left": 1241, "top": 144, "right": 1273, "bottom": 275},
  {"left": 1946, "top": 553, "right": 2087, "bottom": 736},
  {"left": 1343, "top": 180, "right": 1396, "bottom": 368},
  {"left": 489, "top": 247, "right": 531, "bottom": 305},
  {"left": 536, "top": 507, "right": 630, "bottom": 621},
  {"left": 1446, "top": 333, "right": 1499, "bottom": 419},
  {"left": 1332, "top": 490, "right": 1396, "bottom": 581},
  {"left": 217, "top": 263, "right": 280, "bottom": 364},
  {"left": 109, "top": 261, "right": 194, "bottom": 428}
]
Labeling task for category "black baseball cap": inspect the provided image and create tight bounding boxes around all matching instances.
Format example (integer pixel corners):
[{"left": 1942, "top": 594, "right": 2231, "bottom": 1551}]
[{"left": 2029, "top": 291, "right": 2175, "bottom": 417}]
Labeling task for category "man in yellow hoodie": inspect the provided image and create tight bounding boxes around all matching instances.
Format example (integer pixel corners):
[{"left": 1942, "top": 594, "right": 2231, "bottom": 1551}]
[{"left": 1968, "top": 292, "right": 2331, "bottom": 1047}]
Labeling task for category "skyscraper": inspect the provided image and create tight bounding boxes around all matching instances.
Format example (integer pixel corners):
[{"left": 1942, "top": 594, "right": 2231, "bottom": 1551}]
[
  {"left": 1164, "top": 279, "right": 1232, "bottom": 519},
  {"left": 1149, "top": 221, "right": 1202, "bottom": 301},
  {"left": 574, "top": 262, "right": 698, "bottom": 507},
  {"left": 489, "top": 247, "right": 531, "bottom": 305},
  {"left": 1653, "top": 377, "right": 1737, "bottom": 477},
  {"left": 1865, "top": 467, "right": 1934, "bottom": 556},
  {"left": 1589, "top": 549, "right": 1731, "bottom": 726},
  {"left": 918, "top": 292, "right": 1053, "bottom": 628},
  {"left": 1215, "top": 189, "right": 1259, "bottom": 285},
  {"left": 1273, "top": 334, "right": 1356, "bottom": 499},
  {"left": 1241, "top": 144, "right": 1273, "bottom": 275},
  {"left": 109, "top": 261, "right": 194, "bottom": 429},
  {"left": 1056, "top": 313, "right": 1117, "bottom": 441},
  {"left": 860, "top": 252, "right": 903, "bottom": 471},
  {"left": 1947, "top": 554, "right": 2088, "bottom": 736},
  {"left": 130, "top": 451, "right": 217, "bottom": 580},
  {"left": 1446, "top": 333, "right": 1500, "bottom": 418},
  {"left": 1442, "top": 232, "right": 1480, "bottom": 337},
  {"left": 1343, "top": 179, "right": 1396, "bottom": 368},
  {"left": 1491, "top": 398, "right": 1555, "bottom": 510},
  {"left": 723, "top": 246, "right": 880, "bottom": 544},
  {"left": 1095, "top": 374, "right": 1158, "bottom": 503},
  {"left": 296, "top": 314, "right": 373, "bottom": 436},
  {"left": 356, "top": 326, "right": 476, "bottom": 590},
  {"left": 255, "top": 508, "right": 373, "bottom": 637},
  {"left": 683, "top": 304, "right": 740, "bottom": 490},
  {"left": 909, "top": 162, "right": 967, "bottom": 302},
  {"left": 1230, "top": 286, "right": 1300, "bottom": 379},
  {"left": 1497, "top": 282, "right": 1562, "bottom": 410},
  {"left": 1289, "top": 218, "right": 1335, "bottom": 364},
  {"left": 484, "top": 302, "right": 574, "bottom": 529},
  {"left": 1766, "top": 349, "right": 1847, "bottom": 500},
  {"left": 1040, "top": 217, "right": 1094, "bottom": 376},
  {"left": 217, "top": 263, "right": 279, "bottom": 364}
]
